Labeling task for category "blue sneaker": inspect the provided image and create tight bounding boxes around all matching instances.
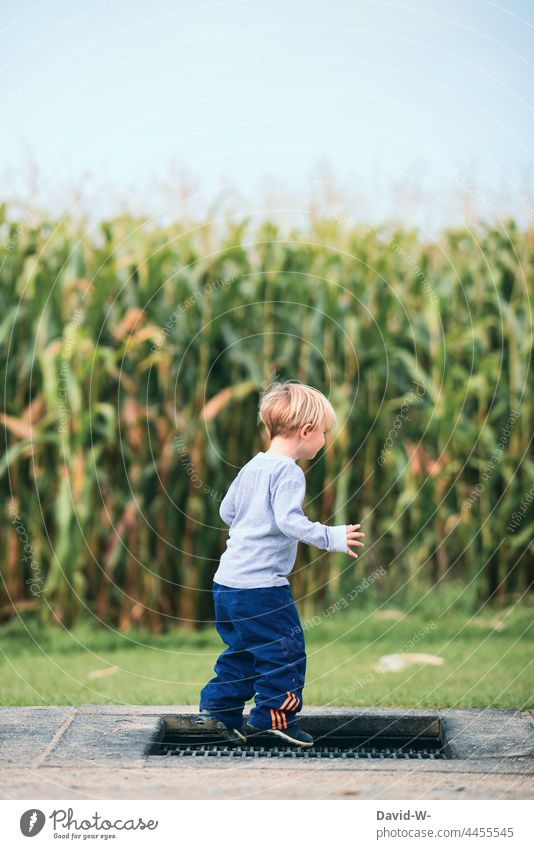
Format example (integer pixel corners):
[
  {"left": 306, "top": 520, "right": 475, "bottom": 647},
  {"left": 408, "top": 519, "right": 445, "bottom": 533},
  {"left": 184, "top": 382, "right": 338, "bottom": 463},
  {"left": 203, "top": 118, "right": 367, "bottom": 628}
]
[
  {"left": 247, "top": 722, "right": 313, "bottom": 747},
  {"left": 195, "top": 710, "right": 247, "bottom": 744}
]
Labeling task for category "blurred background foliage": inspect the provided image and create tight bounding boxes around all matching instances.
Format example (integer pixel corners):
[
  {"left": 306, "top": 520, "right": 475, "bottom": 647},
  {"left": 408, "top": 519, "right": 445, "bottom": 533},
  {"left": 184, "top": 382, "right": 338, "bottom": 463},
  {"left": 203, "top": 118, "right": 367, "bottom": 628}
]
[{"left": 0, "top": 206, "right": 532, "bottom": 631}]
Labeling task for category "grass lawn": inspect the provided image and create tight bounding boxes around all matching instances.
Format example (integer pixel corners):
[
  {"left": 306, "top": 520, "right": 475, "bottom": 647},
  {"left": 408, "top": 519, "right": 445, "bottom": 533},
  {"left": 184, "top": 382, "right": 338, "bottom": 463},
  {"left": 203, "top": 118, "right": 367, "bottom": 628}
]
[{"left": 1, "top": 601, "right": 532, "bottom": 709}]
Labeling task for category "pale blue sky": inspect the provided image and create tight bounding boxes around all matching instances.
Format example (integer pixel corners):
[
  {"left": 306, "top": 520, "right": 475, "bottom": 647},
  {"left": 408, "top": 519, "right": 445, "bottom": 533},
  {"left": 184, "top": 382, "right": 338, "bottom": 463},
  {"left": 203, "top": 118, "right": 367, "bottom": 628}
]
[{"left": 1, "top": 0, "right": 533, "bottom": 233}]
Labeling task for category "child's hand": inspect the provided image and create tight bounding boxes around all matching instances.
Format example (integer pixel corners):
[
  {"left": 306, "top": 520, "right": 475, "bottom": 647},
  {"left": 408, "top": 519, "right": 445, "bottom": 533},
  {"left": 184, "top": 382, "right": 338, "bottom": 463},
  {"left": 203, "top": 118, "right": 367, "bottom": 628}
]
[{"left": 346, "top": 524, "right": 365, "bottom": 558}]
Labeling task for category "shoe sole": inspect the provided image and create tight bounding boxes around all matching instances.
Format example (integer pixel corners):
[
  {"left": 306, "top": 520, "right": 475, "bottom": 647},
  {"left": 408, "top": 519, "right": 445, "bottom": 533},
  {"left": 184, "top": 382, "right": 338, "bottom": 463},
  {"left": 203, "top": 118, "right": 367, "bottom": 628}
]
[
  {"left": 195, "top": 720, "right": 247, "bottom": 745},
  {"left": 231, "top": 728, "right": 247, "bottom": 744},
  {"left": 248, "top": 727, "right": 313, "bottom": 747}
]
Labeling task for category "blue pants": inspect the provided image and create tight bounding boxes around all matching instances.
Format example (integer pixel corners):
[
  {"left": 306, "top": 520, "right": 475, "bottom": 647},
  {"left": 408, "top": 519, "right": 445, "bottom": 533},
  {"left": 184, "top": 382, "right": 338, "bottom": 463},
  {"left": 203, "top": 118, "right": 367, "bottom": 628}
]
[{"left": 199, "top": 581, "right": 306, "bottom": 730}]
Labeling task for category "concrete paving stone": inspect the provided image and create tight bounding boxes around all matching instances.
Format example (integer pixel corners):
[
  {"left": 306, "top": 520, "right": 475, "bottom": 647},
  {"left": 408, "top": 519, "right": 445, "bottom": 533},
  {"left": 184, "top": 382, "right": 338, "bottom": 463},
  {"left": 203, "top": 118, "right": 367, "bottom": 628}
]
[
  {"left": 438, "top": 708, "right": 534, "bottom": 759},
  {"left": 0, "top": 765, "right": 532, "bottom": 800},
  {"left": 0, "top": 707, "right": 76, "bottom": 767},
  {"left": 40, "top": 715, "right": 160, "bottom": 767}
]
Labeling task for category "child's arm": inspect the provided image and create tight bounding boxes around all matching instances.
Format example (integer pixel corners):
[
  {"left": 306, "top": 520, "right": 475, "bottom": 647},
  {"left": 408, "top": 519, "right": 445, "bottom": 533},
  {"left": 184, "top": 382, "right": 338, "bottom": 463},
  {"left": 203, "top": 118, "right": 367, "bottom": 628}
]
[
  {"left": 271, "top": 467, "right": 347, "bottom": 553},
  {"left": 219, "top": 477, "right": 238, "bottom": 526}
]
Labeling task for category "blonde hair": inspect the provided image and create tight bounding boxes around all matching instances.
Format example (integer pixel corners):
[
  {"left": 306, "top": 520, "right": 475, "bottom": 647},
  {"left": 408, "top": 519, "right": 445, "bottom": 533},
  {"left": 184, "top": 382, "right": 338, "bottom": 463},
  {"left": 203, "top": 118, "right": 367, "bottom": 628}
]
[{"left": 258, "top": 380, "right": 336, "bottom": 439}]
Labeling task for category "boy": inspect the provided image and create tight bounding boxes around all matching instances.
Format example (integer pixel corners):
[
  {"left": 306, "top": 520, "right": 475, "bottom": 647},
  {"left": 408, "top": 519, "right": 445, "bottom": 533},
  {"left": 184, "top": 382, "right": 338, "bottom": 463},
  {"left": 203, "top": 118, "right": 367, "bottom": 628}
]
[{"left": 196, "top": 381, "right": 365, "bottom": 747}]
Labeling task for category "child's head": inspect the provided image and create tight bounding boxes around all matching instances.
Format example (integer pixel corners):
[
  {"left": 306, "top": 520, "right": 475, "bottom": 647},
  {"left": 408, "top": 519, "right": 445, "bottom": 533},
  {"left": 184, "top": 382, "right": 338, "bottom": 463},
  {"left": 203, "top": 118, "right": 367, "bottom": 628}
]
[{"left": 258, "top": 380, "right": 337, "bottom": 459}]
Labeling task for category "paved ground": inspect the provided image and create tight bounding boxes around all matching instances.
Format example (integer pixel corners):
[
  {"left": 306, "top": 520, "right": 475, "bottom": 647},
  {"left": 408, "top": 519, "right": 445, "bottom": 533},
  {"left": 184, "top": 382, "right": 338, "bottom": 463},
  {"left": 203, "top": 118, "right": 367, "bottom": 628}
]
[
  {"left": 1, "top": 705, "right": 533, "bottom": 800},
  {"left": 2, "top": 763, "right": 533, "bottom": 800}
]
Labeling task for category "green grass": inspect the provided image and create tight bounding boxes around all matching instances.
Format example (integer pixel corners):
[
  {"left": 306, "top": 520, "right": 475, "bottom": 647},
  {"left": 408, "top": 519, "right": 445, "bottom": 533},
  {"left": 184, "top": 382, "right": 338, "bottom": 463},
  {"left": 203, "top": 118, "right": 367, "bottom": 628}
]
[{"left": 1, "top": 603, "right": 532, "bottom": 709}]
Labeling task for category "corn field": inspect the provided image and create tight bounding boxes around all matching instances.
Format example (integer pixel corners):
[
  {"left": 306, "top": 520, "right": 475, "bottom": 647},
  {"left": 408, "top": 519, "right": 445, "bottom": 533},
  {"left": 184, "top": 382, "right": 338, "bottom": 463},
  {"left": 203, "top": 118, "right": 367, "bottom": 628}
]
[{"left": 1, "top": 206, "right": 533, "bottom": 631}]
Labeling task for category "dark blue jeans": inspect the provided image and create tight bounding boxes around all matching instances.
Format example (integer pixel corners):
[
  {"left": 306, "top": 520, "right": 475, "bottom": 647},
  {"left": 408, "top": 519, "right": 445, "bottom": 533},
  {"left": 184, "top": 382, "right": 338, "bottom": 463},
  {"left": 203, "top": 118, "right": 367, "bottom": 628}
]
[{"left": 199, "top": 581, "right": 306, "bottom": 730}]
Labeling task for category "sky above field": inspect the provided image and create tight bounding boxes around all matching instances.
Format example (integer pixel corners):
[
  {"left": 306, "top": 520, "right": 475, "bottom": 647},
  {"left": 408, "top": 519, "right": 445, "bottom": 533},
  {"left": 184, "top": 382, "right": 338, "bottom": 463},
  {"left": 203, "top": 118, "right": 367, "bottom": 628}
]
[{"left": 1, "top": 0, "right": 533, "bottom": 235}]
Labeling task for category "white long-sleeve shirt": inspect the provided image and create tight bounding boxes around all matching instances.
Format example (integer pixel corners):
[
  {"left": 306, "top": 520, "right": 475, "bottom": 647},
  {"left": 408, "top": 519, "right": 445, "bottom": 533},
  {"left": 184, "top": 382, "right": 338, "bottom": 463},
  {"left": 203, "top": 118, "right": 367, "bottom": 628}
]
[{"left": 213, "top": 451, "right": 347, "bottom": 588}]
